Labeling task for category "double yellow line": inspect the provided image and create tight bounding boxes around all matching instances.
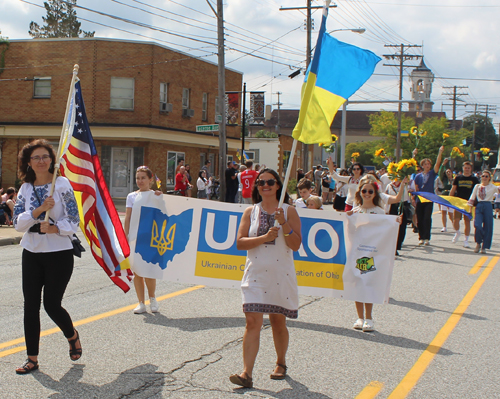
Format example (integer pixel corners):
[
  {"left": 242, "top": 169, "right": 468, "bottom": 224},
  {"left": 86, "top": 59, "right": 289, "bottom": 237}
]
[
  {"left": 356, "top": 255, "right": 498, "bottom": 399},
  {"left": 0, "top": 285, "right": 204, "bottom": 358}
]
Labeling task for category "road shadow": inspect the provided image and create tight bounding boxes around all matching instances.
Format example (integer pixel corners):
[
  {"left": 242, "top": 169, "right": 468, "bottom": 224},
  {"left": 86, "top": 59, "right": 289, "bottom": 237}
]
[
  {"left": 31, "top": 363, "right": 168, "bottom": 398},
  {"left": 233, "top": 376, "right": 332, "bottom": 398},
  {"left": 143, "top": 314, "right": 456, "bottom": 356},
  {"left": 389, "top": 297, "right": 487, "bottom": 321}
]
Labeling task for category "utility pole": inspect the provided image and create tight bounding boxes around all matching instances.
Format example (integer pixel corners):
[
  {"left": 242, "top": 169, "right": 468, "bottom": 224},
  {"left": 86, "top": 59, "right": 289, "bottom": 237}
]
[
  {"left": 383, "top": 44, "right": 422, "bottom": 161},
  {"left": 442, "top": 86, "right": 468, "bottom": 130},
  {"left": 274, "top": 91, "right": 282, "bottom": 135},
  {"left": 241, "top": 82, "right": 246, "bottom": 163},
  {"left": 280, "top": 2, "right": 336, "bottom": 171},
  {"left": 216, "top": 0, "right": 226, "bottom": 202}
]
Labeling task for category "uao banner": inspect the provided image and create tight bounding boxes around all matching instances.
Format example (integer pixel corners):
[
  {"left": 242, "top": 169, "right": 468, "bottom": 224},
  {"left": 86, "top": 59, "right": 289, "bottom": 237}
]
[{"left": 128, "top": 192, "right": 399, "bottom": 304}]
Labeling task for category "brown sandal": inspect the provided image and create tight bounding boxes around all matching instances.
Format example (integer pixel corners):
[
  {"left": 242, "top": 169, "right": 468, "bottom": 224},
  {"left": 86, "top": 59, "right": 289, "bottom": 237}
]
[
  {"left": 229, "top": 372, "right": 253, "bottom": 388},
  {"left": 270, "top": 363, "right": 287, "bottom": 380},
  {"left": 16, "top": 358, "right": 39, "bottom": 375}
]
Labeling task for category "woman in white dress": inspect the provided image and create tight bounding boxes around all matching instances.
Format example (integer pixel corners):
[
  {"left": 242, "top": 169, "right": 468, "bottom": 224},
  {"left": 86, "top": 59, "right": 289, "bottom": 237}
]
[{"left": 230, "top": 169, "right": 301, "bottom": 388}]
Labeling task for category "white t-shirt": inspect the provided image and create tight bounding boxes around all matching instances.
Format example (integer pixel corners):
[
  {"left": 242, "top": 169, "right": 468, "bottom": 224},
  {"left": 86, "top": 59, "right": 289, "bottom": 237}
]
[
  {"left": 352, "top": 205, "right": 386, "bottom": 214},
  {"left": 295, "top": 197, "right": 308, "bottom": 208},
  {"left": 379, "top": 173, "right": 391, "bottom": 192}
]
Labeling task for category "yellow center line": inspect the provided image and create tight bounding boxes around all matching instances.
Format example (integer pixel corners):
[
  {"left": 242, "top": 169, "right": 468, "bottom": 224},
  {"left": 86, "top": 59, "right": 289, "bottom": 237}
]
[
  {"left": 355, "top": 381, "right": 384, "bottom": 399},
  {"left": 386, "top": 257, "right": 498, "bottom": 399},
  {"left": 0, "top": 285, "right": 204, "bottom": 358},
  {"left": 469, "top": 256, "right": 491, "bottom": 275}
]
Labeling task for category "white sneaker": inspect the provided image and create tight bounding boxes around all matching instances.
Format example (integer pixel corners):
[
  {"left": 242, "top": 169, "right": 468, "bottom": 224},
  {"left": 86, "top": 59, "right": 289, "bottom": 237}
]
[
  {"left": 441, "top": 227, "right": 447, "bottom": 232},
  {"left": 480, "top": 248, "right": 487, "bottom": 254},
  {"left": 452, "top": 231, "right": 461, "bottom": 243},
  {"left": 424, "top": 240, "right": 430, "bottom": 246},
  {"left": 474, "top": 243, "right": 481, "bottom": 253},
  {"left": 463, "top": 241, "right": 470, "bottom": 248},
  {"left": 362, "top": 319, "right": 375, "bottom": 332},
  {"left": 133, "top": 302, "right": 147, "bottom": 314},
  {"left": 353, "top": 318, "right": 364, "bottom": 330},
  {"left": 418, "top": 240, "right": 424, "bottom": 246},
  {"left": 150, "top": 297, "right": 159, "bottom": 313}
]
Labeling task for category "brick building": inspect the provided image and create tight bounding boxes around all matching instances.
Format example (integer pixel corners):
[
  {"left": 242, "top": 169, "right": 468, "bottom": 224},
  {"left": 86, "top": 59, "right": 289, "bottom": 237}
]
[{"left": 0, "top": 38, "right": 243, "bottom": 197}]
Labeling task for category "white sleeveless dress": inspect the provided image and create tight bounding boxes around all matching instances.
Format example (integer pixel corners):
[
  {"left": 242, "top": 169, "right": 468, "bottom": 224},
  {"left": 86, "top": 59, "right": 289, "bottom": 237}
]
[{"left": 241, "top": 203, "right": 299, "bottom": 318}]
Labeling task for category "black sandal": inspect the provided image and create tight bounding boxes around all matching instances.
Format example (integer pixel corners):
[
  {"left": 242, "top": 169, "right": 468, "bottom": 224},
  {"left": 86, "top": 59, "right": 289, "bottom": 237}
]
[
  {"left": 16, "top": 358, "right": 39, "bottom": 374},
  {"left": 68, "top": 329, "right": 82, "bottom": 361},
  {"left": 270, "top": 363, "right": 287, "bottom": 380}
]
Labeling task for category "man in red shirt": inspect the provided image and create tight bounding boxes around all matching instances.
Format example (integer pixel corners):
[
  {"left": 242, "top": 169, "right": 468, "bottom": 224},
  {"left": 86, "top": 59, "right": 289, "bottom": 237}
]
[
  {"left": 240, "top": 161, "right": 259, "bottom": 204},
  {"left": 175, "top": 165, "right": 190, "bottom": 196}
]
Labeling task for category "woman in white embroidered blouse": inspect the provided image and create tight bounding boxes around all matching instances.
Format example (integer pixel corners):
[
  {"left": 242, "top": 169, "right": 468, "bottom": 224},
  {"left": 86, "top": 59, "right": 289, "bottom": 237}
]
[
  {"left": 13, "top": 139, "right": 81, "bottom": 374},
  {"left": 467, "top": 170, "right": 499, "bottom": 254},
  {"left": 327, "top": 157, "right": 364, "bottom": 211}
]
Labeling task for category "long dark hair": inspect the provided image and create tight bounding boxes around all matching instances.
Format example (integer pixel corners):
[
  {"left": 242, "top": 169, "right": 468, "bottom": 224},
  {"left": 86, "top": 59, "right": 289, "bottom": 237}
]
[
  {"left": 198, "top": 170, "right": 207, "bottom": 182},
  {"left": 251, "top": 168, "right": 290, "bottom": 204},
  {"left": 349, "top": 162, "right": 364, "bottom": 176},
  {"left": 18, "top": 139, "right": 57, "bottom": 183}
]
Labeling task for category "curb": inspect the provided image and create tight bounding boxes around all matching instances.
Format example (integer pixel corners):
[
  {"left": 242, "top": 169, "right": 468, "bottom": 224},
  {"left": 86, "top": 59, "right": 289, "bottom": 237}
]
[{"left": 0, "top": 236, "right": 22, "bottom": 246}]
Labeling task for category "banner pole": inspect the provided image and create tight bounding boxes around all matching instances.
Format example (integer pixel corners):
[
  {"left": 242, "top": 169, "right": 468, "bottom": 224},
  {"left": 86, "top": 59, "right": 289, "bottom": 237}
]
[
  {"left": 277, "top": 138, "right": 298, "bottom": 214},
  {"left": 44, "top": 64, "right": 79, "bottom": 221}
]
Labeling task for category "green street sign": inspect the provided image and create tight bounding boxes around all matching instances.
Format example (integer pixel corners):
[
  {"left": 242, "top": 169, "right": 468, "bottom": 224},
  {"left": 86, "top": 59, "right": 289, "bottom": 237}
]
[{"left": 196, "top": 124, "right": 220, "bottom": 133}]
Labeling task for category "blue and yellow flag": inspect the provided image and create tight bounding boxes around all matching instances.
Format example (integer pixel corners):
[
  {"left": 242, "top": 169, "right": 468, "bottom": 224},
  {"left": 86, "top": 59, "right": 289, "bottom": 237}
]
[
  {"left": 412, "top": 192, "right": 473, "bottom": 219},
  {"left": 292, "top": 2, "right": 381, "bottom": 144}
]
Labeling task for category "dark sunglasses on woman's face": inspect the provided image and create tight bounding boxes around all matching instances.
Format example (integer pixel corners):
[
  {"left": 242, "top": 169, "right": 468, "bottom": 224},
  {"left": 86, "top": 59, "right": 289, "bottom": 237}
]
[
  {"left": 352, "top": 168, "right": 361, "bottom": 171},
  {"left": 257, "top": 179, "right": 276, "bottom": 187},
  {"left": 361, "top": 189, "right": 374, "bottom": 194}
]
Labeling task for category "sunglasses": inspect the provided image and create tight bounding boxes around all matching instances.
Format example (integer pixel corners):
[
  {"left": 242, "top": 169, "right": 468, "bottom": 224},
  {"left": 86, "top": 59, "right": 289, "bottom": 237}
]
[
  {"left": 361, "top": 189, "right": 374, "bottom": 194},
  {"left": 352, "top": 168, "right": 361, "bottom": 171},
  {"left": 257, "top": 179, "right": 277, "bottom": 187},
  {"left": 481, "top": 175, "right": 489, "bottom": 178},
  {"left": 136, "top": 165, "right": 149, "bottom": 171}
]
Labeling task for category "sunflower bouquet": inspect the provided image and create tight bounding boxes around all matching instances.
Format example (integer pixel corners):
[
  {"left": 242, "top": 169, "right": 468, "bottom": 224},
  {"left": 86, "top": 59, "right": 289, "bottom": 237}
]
[
  {"left": 410, "top": 126, "right": 427, "bottom": 148},
  {"left": 450, "top": 146, "right": 465, "bottom": 159},
  {"left": 480, "top": 147, "right": 493, "bottom": 161},
  {"left": 351, "top": 152, "right": 360, "bottom": 162},
  {"left": 319, "top": 134, "right": 338, "bottom": 153},
  {"left": 387, "top": 158, "right": 418, "bottom": 182},
  {"left": 374, "top": 148, "right": 388, "bottom": 159},
  {"left": 442, "top": 133, "right": 450, "bottom": 145}
]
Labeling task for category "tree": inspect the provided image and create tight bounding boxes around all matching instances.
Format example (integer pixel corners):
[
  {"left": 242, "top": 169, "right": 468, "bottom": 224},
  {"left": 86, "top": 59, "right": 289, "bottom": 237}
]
[
  {"left": 0, "top": 31, "right": 9, "bottom": 76},
  {"left": 29, "top": 0, "right": 95, "bottom": 38},
  {"left": 366, "top": 111, "right": 472, "bottom": 169},
  {"left": 255, "top": 130, "right": 278, "bottom": 138}
]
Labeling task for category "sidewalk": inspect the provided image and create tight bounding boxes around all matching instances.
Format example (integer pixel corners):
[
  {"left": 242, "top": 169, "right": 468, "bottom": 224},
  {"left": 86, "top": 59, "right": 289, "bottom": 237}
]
[{"left": 0, "top": 199, "right": 128, "bottom": 247}]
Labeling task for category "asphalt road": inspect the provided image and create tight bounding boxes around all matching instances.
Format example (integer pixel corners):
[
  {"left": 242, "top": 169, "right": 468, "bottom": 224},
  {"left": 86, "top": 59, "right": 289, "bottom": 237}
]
[{"left": 0, "top": 212, "right": 499, "bottom": 399}]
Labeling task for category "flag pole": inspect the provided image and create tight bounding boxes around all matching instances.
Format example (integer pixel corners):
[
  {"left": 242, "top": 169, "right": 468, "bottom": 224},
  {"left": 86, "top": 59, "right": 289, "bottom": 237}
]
[
  {"left": 277, "top": 138, "right": 298, "bottom": 210},
  {"left": 44, "top": 64, "right": 79, "bottom": 221}
]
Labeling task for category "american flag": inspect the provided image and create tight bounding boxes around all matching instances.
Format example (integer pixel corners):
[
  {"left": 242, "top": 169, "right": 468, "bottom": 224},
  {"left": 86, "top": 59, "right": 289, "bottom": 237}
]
[{"left": 60, "top": 80, "right": 133, "bottom": 292}]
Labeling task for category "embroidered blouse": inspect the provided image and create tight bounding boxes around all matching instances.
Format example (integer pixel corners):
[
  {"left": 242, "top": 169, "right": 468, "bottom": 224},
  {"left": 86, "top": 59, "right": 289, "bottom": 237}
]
[
  {"left": 13, "top": 176, "right": 80, "bottom": 253},
  {"left": 469, "top": 183, "right": 500, "bottom": 203}
]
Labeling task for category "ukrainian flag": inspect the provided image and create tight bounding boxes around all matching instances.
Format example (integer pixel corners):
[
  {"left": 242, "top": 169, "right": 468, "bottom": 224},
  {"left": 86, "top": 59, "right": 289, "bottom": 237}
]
[
  {"left": 292, "top": 2, "right": 381, "bottom": 144},
  {"left": 412, "top": 192, "right": 473, "bottom": 219}
]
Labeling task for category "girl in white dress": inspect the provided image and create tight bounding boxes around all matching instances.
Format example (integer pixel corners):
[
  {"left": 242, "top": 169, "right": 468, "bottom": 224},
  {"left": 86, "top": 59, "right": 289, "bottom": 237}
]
[
  {"left": 124, "top": 166, "right": 162, "bottom": 314},
  {"left": 347, "top": 176, "right": 401, "bottom": 332},
  {"left": 230, "top": 169, "right": 301, "bottom": 388}
]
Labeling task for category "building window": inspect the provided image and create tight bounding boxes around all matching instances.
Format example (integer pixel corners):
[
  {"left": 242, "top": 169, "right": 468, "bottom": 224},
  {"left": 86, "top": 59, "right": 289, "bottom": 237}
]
[
  {"left": 248, "top": 149, "right": 260, "bottom": 163},
  {"left": 110, "top": 77, "right": 134, "bottom": 110},
  {"left": 166, "top": 151, "right": 185, "bottom": 187},
  {"left": 33, "top": 77, "right": 51, "bottom": 98},
  {"left": 160, "top": 82, "right": 168, "bottom": 111},
  {"left": 182, "top": 88, "right": 190, "bottom": 109},
  {"left": 202, "top": 92, "right": 208, "bottom": 121}
]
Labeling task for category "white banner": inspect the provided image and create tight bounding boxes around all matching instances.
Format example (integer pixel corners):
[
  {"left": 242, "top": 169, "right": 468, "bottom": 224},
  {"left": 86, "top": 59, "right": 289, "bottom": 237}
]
[{"left": 129, "top": 193, "right": 399, "bottom": 304}]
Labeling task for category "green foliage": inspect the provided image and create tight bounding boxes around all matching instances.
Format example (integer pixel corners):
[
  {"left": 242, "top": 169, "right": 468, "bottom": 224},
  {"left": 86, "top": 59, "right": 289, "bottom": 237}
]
[
  {"left": 462, "top": 114, "right": 498, "bottom": 168},
  {"left": 345, "top": 140, "right": 384, "bottom": 167},
  {"left": 29, "top": 0, "right": 95, "bottom": 38},
  {"left": 287, "top": 178, "right": 297, "bottom": 194},
  {"left": 365, "top": 111, "right": 472, "bottom": 169},
  {"left": 255, "top": 130, "right": 278, "bottom": 138},
  {"left": 0, "top": 33, "right": 9, "bottom": 76}
]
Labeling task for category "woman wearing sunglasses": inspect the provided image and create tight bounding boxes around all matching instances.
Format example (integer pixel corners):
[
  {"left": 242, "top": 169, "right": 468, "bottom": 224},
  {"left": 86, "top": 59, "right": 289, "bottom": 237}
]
[
  {"left": 467, "top": 170, "right": 499, "bottom": 254},
  {"left": 327, "top": 158, "right": 364, "bottom": 212},
  {"left": 13, "top": 139, "right": 81, "bottom": 374},
  {"left": 230, "top": 169, "right": 301, "bottom": 388},
  {"left": 347, "top": 176, "right": 401, "bottom": 332}
]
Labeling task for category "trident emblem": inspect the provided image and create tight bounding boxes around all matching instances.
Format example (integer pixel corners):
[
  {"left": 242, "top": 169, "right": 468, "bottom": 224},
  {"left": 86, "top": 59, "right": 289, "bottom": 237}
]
[{"left": 150, "top": 219, "right": 176, "bottom": 256}]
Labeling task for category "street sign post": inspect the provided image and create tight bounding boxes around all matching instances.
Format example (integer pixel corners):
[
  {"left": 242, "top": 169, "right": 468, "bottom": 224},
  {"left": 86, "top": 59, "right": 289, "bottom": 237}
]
[{"left": 196, "top": 124, "right": 220, "bottom": 133}]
